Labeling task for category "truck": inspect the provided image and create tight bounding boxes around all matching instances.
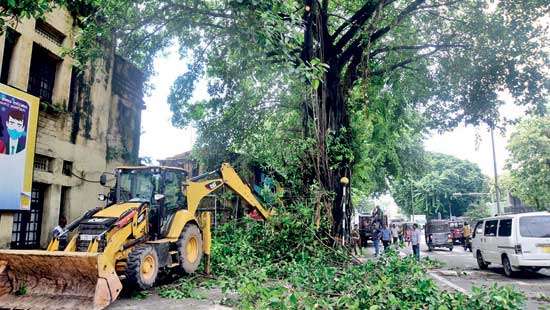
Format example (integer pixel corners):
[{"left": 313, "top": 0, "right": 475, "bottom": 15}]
[{"left": 358, "top": 212, "right": 387, "bottom": 246}]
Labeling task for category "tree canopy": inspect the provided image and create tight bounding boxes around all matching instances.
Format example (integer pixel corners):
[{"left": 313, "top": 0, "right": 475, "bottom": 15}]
[
  {"left": 391, "top": 152, "right": 488, "bottom": 219},
  {"left": 10, "top": 0, "right": 548, "bottom": 235},
  {"left": 505, "top": 115, "right": 550, "bottom": 210},
  {"left": 79, "top": 0, "right": 548, "bottom": 234}
]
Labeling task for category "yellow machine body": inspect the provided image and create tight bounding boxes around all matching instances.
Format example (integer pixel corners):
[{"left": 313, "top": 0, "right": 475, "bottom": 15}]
[{"left": 0, "top": 163, "right": 271, "bottom": 309}]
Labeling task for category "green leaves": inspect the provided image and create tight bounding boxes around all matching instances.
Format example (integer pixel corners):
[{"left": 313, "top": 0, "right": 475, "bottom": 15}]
[
  {"left": 157, "top": 279, "right": 206, "bottom": 300},
  {"left": 505, "top": 116, "right": 550, "bottom": 210},
  {"left": 391, "top": 152, "right": 488, "bottom": 218},
  {"left": 155, "top": 203, "right": 525, "bottom": 309}
]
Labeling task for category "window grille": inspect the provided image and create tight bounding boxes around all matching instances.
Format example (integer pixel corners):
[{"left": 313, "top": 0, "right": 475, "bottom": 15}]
[
  {"left": 35, "top": 20, "right": 65, "bottom": 46},
  {"left": 27, "top": 44, "right": 59, "bottom": 103},
  {"left": 34, "top": 154, "right": 53, "bottom": 172},
  {"left": 62, "top": 160, "right": 73, "bottom": 176}
]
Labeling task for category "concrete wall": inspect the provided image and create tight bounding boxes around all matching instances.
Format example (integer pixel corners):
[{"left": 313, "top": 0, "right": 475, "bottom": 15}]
[{"left": 0, "top": 8, "right": 145, "bottom": 248}]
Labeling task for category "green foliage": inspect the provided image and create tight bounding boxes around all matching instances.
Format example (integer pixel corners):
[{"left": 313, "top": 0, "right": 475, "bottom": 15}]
[
  {"left": 160, "top": 203, "right": 524, "bottom": 309},
  {"left": 391, "top": 153, "right": 488, "bottom": 218},
  {"left": 0, "top": 0, "right": 60, "bottom": 28},
  {"left": 131, "top": 290, "right": 151, "bottom": 300},
  {"left": 56, "top": 0, "right": 548, "bottom": 206},
  {"left": 14, "top": 283, "right": 27, "bottom": 296},
  {"left": 505, "top": 116, "right": 550, "bottom": 210},
  {"left": 158, "top": 280, "right": 205, "bottom": 300},
  {"left": 464, "top": 202, "right": 492, "bottom": 221}
]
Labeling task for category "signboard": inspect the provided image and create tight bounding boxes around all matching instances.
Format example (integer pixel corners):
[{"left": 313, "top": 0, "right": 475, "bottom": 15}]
[{"left": 0, "top": 84, "right": 39, "bottom": 210}]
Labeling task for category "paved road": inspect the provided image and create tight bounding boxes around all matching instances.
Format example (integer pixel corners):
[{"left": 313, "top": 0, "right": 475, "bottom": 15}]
[{"left": 399, "top": 240, "right": 550, "bottom": 309}]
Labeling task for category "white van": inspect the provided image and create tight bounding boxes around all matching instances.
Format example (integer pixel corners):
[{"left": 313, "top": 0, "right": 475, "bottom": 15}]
[{"left": 471, "top": 211, "right": 550, "bottom": 277}]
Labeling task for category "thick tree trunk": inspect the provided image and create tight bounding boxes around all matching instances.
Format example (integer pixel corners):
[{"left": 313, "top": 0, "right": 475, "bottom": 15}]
[
  {"left": 301, "top": 0, "right": 353, "bottom": 238},
  {"left": 315, "top": 66, "right": 352, "bottom": 237}
]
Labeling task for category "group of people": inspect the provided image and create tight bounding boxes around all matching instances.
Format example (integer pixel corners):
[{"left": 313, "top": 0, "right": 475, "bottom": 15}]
[
  {"left": 351, "top": 222, "right": 422, "bottom": 260},
  {"left": 371, "top": 224, "right": 400, "bottom": 256}
]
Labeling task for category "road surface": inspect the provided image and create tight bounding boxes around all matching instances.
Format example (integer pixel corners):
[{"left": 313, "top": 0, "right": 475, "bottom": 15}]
[{"left": 399, "top": 240, "right": 550, "bottom": 309}]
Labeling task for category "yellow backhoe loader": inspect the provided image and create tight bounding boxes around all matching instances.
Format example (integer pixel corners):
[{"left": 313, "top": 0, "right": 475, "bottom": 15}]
[{"left": 0, "top": 163, "right": 272, "bottom": 309}]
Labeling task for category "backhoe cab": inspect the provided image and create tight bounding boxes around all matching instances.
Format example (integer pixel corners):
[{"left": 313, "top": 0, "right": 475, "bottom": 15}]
[
  {"left": 99, "top": 166, "right": 188, "bottom": 240},
  {"left": 0, "top": 163, "right": 271, "bottom": 309}
]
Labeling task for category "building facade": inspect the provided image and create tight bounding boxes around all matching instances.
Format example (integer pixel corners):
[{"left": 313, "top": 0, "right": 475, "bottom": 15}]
[
  {"left": 0, "top": 8, "right": 144, "bottom": 249},
  {"left": 158, "top": 151, "right": 201, "bottom": 177}
]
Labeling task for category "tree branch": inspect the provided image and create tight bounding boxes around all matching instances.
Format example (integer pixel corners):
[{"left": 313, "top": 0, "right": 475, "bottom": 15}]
[
  {"left": 416, "top": 0, "right": 463, "bottom": 10},
  {"left": 337, "top": 0, "right": 426, "bottom": 67},
  {"left": 370, "top": 47, "right": 443, "bottom": 76},
  {"left": 166, "top": 0, "right": 233, "bottom": 19},
  {"left": 332, "top": 0, "right": 392, "bottom": 52},
  {"left": 369, "top": 0, "right": 427, "bottom": 44},
  {"left": 370, "top": 43, "right": 467, "bottom": 58}
]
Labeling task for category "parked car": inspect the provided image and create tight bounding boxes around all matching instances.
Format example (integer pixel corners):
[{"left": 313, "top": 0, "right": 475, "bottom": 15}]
[
  {"left": 425, "top": 219, "right": 453, "bottom": 251},
  {"left": 449, "top": 220, "right": 465, "bottom": 244},
  {"left": 471, "top": 211, "right": 550, "bottom": 277}
]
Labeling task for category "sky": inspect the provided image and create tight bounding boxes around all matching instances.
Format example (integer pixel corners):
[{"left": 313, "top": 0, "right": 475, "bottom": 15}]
[
  {"left": 140, "top": 47, "right": 524, "bottom": 178},
  {"left": 139, "top": 45, "right": 197, "bottom": 163}
]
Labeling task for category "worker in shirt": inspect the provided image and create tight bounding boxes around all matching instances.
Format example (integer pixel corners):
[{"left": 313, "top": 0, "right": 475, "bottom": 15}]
[
  {"left": 411, "top": 223, "right": 421, "bottom": 260},
  {"left": 52, "top": 216, "right": 68, "bottom": 250},
  {"left": 463, "top": 223, "right": 472, "bottom": 252},
  {"left": 381, "top": 224, "right": 392, "bottom": 252},
  {"left": 351, "top": 224, "right": 362, "bottom": 255},
  {"left": 391, "top": 224, "right": 400, "bottom": 245}
]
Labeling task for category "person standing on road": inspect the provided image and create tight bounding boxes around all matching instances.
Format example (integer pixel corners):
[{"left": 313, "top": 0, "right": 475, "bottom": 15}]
[
  {"left": 372, "top": 227, "right": 382, "bottom": 257},
  {"left": 351, "top": 224, "right": 362, "bottom": 255},
  {"left": 381, "top": 225, "right": 391, "bottom": 252},
  {"left": 411, "top": 223, "right": 421, "bottom": 260},
  {"left": 391, "top": 224, "right": 399, "bottom": 245},
  {"left": 462, "top": 223, "right": 472, "bottom": 252}
]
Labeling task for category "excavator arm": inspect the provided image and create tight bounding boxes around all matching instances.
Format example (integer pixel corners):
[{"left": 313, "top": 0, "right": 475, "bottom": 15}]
[{"left": 185, "top": 163, "right": 273, "bottom": 219}]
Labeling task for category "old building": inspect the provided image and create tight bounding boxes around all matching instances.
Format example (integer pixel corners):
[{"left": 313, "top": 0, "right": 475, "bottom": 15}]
[
  {"left": 158, "top": 151, "right": 201, "bottom": 177},
  {"left": 0, "top": 8, "right": 144, "bottom": 249}
]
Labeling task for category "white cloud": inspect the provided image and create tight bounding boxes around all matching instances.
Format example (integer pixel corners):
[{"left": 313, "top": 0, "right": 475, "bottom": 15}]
[
  {"left": 139, "top": 45, "right": 197, "bottom": 162},
  {"left": 424, "top": 99, "right": 525, "bottom": 177}
]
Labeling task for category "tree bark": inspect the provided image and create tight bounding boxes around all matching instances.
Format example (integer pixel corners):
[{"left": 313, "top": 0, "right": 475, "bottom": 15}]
[{"left": 301, "top": 0, "right": 353, "bottom": 238}]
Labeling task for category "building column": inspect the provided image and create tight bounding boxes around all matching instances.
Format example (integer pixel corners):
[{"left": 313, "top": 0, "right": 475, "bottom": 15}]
[
  {"left": 40, "top": 184, "right": 61, "bottom": 248},
  {"left": 7, "top": 34, "right": 32, "bottom": 90},
  {"left": 0, "top": 213, "right": 13, "bottom": 249},
  {"left": 51, "top": 58, "right": 73, "bottom": 107},
  {"left": 0, "top": 31, "right": 6, "bottom": 73}
]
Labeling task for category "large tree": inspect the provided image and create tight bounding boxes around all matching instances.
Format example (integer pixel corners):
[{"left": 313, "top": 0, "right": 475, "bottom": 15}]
[
  {"left": 391, "top": 152, "right": 487, "bottom": 218},
  {"left": 505, "top": 116, "right": 550, "bottom": 210},
  {"left": 70, "top": 0, "right": 548, "bottom": 236}
]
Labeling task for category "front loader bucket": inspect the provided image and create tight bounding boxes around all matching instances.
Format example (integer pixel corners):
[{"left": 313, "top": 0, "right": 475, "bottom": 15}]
[{"left": 0, "top": 250, "right": 122, "bottom": 309}]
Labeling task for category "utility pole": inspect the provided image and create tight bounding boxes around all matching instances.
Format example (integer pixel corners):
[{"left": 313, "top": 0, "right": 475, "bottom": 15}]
[
  {"left": 490, "top": 126, "right": 501, "bottom": 215},
  {"left": 410, "top": 181, "right": 414, "bottom": 222}
]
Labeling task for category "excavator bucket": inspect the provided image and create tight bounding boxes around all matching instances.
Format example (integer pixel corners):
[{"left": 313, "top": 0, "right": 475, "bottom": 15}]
[{"left": 0, "top": 250, "right": 122, "bottom": 309}]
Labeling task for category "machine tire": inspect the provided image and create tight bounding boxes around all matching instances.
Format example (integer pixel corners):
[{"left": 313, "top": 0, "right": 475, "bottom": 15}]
[
  {"left": 177, "top": 224, "right": 203, "bottom": 274},
  {"left": 126, "top": 245, "right": 159, "bottom": 290},
  {"left": 476, "top": 251, "right": 489, "bottom": 270},
  {"left": 502, "top": 255, "right": 515, "bottom": 277}
]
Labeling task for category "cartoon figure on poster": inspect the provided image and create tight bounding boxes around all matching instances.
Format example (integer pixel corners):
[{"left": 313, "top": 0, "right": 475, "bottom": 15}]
[{"left": 0, "top": 90, "right": 33, "bottom": 210}]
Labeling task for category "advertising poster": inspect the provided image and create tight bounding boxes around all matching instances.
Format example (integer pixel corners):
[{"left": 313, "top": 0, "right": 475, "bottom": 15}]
[{"left": 0, "top": 84, "right": 39, "bottom": 210}]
